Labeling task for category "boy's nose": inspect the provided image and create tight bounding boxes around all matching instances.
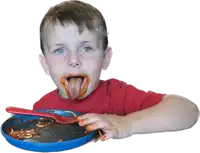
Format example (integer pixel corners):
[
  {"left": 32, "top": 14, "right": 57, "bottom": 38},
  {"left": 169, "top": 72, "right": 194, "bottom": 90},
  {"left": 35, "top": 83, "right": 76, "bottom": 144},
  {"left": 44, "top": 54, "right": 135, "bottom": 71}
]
[
  {"left": 67, "top": 52, "right": 82, "bottom": 68},
  {"left": 68, "top": 60, "right": 81, "bottom": 67}
]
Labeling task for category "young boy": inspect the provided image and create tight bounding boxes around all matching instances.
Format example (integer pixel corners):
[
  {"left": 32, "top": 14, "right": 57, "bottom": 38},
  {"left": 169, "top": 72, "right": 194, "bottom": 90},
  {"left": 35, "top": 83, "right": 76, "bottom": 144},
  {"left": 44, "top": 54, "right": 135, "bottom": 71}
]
[{"left": 34, "top": 0, "right": 199, "bottom": 141}]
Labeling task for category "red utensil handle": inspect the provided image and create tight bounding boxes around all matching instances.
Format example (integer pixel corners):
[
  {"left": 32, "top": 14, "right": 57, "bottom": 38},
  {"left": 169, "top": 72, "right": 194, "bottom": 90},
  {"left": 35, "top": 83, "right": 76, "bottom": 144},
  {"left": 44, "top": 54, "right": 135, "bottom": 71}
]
[{"left": 6, "top": 107, "right": 55, "bottom": 119}]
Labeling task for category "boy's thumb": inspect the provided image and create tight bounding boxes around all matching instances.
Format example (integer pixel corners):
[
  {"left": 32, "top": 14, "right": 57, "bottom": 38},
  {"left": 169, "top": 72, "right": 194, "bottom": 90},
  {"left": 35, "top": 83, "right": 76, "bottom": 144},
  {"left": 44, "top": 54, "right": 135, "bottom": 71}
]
[{"left": 99, "top": 130, "right": 115, "bottom": 141}]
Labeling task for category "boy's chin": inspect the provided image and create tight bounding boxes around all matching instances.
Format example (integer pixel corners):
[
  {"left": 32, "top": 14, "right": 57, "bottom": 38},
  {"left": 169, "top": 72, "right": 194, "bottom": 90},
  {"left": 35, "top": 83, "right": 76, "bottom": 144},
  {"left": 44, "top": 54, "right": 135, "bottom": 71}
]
[{"left": 57, "top": 89, "right": 88, "bottom": 100}]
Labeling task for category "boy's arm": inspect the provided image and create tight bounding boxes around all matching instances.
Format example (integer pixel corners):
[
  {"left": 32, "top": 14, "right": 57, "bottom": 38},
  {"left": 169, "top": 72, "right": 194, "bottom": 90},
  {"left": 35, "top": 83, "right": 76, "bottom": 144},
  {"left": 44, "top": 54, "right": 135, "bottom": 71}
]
[
  {"left": 125, "top": 94, "right": 199, "bottom": 134},
  {"left": 78, "top": 95, "right": 199, "bottom": 140}
]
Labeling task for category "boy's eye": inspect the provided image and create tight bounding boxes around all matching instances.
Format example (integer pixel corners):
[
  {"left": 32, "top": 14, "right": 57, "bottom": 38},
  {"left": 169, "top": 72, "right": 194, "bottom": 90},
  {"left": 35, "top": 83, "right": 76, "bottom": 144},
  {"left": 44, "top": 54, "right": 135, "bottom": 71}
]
[
  {"left": 55, "top": 48, "right": 65, "bottom": 55},
  {"left": 80, "top": 46, "right": 93, "bottom": 53}
]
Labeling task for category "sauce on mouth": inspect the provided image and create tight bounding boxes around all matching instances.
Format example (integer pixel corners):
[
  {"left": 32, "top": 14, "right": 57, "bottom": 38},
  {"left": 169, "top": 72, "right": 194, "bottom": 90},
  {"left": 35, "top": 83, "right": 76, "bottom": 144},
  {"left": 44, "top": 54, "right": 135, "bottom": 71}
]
[{"left": 60, "top": 74, "right": 90, "bottom": 100}]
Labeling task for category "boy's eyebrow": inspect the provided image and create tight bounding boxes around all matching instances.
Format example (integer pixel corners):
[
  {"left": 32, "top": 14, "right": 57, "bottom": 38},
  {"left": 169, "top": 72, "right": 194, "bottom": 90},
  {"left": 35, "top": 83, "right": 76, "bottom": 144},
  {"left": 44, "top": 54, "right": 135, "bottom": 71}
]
[
  {"left": 55, "top": 43, "right": 66, "bottom": 47},
  {"left": 50, "top": 43, "right": 67, "bottom": 51},
  {"left": 55, "top": 41, "right": 92, "bottom": 46},
  {"left": 80, "top": 41, "right": 91, "bottom": 45}
]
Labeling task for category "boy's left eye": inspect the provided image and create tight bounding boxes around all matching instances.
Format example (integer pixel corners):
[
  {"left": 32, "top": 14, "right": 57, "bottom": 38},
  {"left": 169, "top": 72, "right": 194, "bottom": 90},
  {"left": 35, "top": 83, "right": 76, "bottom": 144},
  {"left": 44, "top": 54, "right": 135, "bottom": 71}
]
[{"left": 80, "top": 46, "right": 93, "bottom": 52}]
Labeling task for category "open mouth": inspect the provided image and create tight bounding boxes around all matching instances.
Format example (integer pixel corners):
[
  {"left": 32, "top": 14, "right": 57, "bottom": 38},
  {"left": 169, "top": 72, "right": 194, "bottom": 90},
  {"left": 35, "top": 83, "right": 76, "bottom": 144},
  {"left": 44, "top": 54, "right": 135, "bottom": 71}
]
[
  {"left": 60, "top": 74, "right": 90, "bottom": 100},
  {"left": 65, "top": 76, "right": 85, "bottom": 88},
  {"left": 67, "top": 76, "right": 84, "bottom": 80}
]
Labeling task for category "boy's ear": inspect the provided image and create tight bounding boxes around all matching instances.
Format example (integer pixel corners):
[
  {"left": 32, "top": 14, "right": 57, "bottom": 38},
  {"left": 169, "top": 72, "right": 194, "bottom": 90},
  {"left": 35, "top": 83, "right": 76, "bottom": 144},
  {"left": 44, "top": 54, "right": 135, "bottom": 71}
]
[
  {"left": 102, "top": 46, "right": 113, "bottom": 70},
  {"left": 39, "top": 54, "right": 50, "bottom": 75}
]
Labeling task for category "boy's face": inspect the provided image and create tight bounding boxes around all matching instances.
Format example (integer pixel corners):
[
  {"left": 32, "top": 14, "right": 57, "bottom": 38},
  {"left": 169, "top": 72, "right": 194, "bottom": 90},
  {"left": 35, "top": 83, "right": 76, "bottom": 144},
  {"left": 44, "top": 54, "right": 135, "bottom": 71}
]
[{"left": 39, "top": 23, "right": 112, "bottom": 100}]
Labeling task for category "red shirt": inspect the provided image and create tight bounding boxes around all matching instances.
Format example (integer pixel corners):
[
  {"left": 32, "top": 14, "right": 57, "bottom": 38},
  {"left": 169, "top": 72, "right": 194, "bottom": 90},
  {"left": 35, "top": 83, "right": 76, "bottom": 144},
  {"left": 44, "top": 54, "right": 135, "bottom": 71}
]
[{"left": 33, "top": 78, "right": 165, "bottom": 115}]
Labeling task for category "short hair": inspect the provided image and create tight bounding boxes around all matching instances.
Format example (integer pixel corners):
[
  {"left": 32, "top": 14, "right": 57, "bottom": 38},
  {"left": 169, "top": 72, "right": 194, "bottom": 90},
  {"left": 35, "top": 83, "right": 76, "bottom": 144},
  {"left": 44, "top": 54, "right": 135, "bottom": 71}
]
[{"left": 40, "top": 0, "right": 108, "bottom": 54}]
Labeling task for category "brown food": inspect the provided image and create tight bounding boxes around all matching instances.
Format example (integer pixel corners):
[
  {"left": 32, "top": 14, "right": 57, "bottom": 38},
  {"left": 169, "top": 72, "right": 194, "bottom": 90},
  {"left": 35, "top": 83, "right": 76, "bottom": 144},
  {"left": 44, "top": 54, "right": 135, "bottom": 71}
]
[
  {"left": 7, "top": 118, "right": 54, "bottom": 140},
  {"left": 57, "top": 139, "right": 63, "bottom": 142},
  {"left": 27, "top": 120, "right": 37, "bottom": 124},
  {"left": 36, "top": 121, "right": 50, "bottom": 128},
  {"left": 5, "top": 111, "right": 81, "bottom": 142},
  {"left": 9, "top": 128, "right": 40, "bottom": 139}
]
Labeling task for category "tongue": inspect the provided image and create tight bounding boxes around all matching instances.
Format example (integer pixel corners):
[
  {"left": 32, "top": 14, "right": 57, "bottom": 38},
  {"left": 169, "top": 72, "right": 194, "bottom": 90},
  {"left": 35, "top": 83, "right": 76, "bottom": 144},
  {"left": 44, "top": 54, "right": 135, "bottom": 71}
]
[{"left": 66, "top": 77, "right": 83, "bottom": 100}]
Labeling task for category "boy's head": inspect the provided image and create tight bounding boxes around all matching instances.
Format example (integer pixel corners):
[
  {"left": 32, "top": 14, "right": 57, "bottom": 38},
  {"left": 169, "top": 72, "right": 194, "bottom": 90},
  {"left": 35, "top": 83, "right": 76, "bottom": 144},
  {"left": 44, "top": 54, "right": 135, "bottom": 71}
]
[{"left": 39, "top": 0, "right": 112, "bottom": 100}]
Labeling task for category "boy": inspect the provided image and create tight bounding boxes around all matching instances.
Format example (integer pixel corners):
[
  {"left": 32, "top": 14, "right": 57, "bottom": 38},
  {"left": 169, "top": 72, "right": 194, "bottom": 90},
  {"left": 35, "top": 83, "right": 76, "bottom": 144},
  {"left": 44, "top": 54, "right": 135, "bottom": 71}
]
[{"left": 33, "top": 0, "right": 199, "bottom": 141}]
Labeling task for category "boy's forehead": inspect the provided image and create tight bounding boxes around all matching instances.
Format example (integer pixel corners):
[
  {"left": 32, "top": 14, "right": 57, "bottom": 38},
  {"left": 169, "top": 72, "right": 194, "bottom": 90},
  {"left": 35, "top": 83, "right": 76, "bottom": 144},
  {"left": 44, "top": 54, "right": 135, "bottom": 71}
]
[{"left": 43, "top": 23, "right": 99, "bottom": 48}]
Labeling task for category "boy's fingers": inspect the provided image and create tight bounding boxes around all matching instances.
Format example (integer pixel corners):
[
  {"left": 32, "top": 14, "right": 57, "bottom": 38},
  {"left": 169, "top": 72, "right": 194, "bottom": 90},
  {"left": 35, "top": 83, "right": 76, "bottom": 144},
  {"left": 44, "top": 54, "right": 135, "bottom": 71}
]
[
  {"left": 100, "top": 132, "right": 113, "bottom": 141},
  {"left": 100, "top": 127, "right": 119, "bottom": 140},
  {"left": 78, "top": 116, "right": 102, "bottom": 126},
  {"left": 78, "top": 113, "right": 100, "bottom": 120},
  {"left": 86, "top": 121, "right": 111, "bottom": 131}
]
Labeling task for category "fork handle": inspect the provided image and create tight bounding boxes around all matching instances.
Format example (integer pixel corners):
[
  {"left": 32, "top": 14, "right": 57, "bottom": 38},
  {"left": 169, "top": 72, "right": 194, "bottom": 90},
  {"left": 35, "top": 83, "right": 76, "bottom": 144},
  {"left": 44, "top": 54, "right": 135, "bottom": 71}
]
[{"left": 6, "top": 106, "right": 55, "bottom": 119}]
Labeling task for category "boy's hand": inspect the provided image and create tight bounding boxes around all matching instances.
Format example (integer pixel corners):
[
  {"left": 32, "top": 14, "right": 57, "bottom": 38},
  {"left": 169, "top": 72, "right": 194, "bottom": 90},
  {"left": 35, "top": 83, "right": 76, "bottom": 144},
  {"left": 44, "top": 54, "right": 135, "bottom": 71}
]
[{"left": 77, "top": 113, "right": 133, "bottom": 141}]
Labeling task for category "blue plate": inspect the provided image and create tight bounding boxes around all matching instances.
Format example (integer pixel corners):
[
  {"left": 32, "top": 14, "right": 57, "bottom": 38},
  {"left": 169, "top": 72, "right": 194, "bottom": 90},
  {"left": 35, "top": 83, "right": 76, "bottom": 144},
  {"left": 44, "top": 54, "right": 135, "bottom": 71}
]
[{"left": 1, "top": 109, "right": 97, "bottom": 152}]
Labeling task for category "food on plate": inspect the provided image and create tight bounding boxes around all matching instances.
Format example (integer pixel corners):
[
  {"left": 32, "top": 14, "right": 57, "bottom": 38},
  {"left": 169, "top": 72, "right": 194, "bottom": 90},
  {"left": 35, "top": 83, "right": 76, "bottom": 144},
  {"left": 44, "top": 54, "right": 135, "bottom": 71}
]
[
  {"left": 36, "top": 121, "right": 51, "bottom": 128},
  {"left": 9, "top": 128, "right": 40, "bottom": 139},
  {"left": 5, "top": 113, "right": 91, "bottom": 142},
  {"left": 6, "top": 117, "right": 53, "bottom": 140},
  {"left": 57, "top": 139, "right": 63, "bottom": 142}
]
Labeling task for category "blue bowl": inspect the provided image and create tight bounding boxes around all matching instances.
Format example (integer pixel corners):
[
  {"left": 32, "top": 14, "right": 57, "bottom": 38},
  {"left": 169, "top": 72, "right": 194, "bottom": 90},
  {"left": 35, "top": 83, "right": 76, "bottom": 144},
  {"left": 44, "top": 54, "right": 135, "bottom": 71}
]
[{"left": 1, "top": 109, "right": 97, "bottom": 152}]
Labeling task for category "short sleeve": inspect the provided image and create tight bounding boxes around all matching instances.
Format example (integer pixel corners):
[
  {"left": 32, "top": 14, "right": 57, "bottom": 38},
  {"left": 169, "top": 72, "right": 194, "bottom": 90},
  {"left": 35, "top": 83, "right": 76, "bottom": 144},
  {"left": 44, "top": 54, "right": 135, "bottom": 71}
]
[
  {"left": 123, "top": 86, "right": 165, "bottom": 114},
  {"left": 108, "top": 79, "right": 166, "bottom": 115}
]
